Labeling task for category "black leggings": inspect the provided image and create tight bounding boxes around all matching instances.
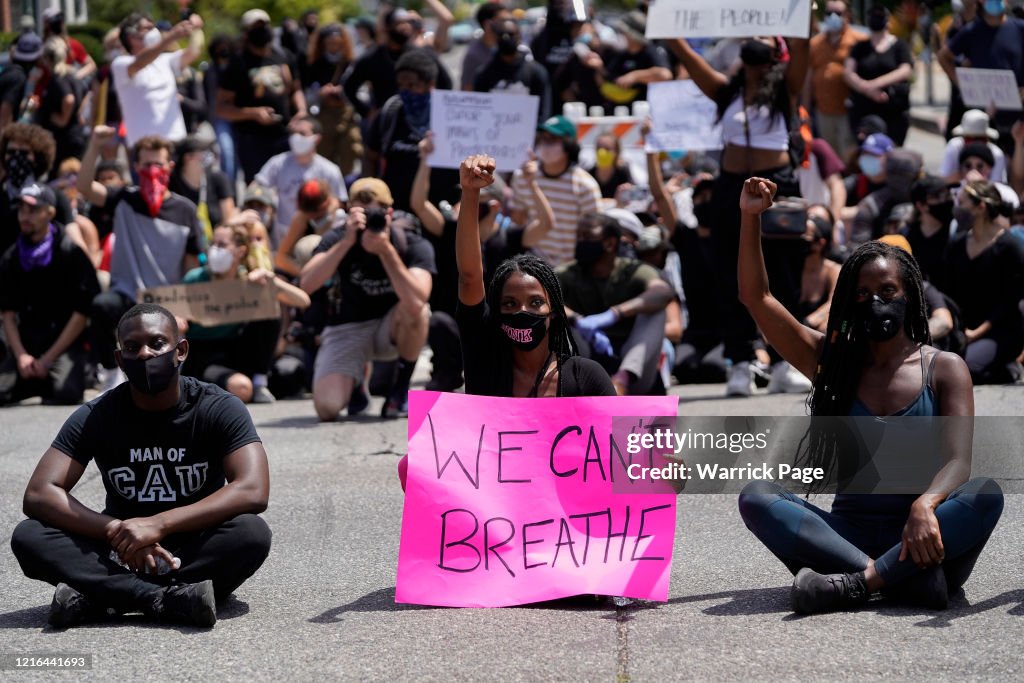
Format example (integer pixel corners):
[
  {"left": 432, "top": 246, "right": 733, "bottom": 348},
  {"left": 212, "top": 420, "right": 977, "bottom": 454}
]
[
  {"left": 11, "top": 515, "right": 271, "bottom": 611},
  {"left": 185, "top": 319, "right": 282, "bottom": 386},
  {"left": 711, "top": 168, "right": 806, "bottom": 364}
]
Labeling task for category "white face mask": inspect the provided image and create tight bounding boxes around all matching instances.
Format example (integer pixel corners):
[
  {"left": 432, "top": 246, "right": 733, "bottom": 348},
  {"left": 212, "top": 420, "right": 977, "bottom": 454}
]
[
  {"left": 535, "top": 142, "right": 564, "bottom": 166},
  {"left": 289, "top": 133, "right": 318, "bottom": 156},
  {"left": 207, "top": 246, "right": 235, "bottom": 274},
  {"left": 142, "top": 28, "right": 162, "bottom": 49}
]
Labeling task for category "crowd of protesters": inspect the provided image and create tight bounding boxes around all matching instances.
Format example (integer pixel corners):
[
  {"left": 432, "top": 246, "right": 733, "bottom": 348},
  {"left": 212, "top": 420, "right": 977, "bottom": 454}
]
[{"left": 1, "top": 0, "right": 1023, "bottom": 419}]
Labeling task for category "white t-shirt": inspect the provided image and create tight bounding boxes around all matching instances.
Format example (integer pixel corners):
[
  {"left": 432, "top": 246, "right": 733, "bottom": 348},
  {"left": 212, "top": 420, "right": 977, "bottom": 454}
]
[
  {"left": 111, "top": 51, "right": 187, "bottom": 147},
  {"left": 939, "top": 138, "right": 1007, "bottom": 183},
  {"left": 254, "top": 152, "right": 349, "bottom": 246}
]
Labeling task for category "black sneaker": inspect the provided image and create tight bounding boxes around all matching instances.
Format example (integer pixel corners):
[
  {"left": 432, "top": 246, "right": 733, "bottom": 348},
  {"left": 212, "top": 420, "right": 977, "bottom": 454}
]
[
  {"left": 348, "top": 382, "right": 370, "bottom": 415},
  {"left": 158, "top": 580, "right": 217, "bottom": 627},
  {"left": 791, "top": 568, "right": 870, "bottom": 614},
  {"left": 881, "top": 565, "right": 948, "bottom": 610},
  {"left": 48, "top": 583, "right": 91, "bottom": 629}
]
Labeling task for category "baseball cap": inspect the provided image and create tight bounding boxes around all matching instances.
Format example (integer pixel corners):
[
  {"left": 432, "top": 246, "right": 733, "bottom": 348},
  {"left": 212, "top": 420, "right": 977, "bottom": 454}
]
[
  {"left": 636, "top": 226, "right": 667, "bottom": 252},
  {"left": 12, "top": 32, "right": 43, "bottom": 62},
  {"left": 242, "top": 182, "right": 277, "bottom": 209},
  {"left": 537, "top": 115, "right": 577, "bottom": 141},
  {"left": 602, "top": 208, "right": 644, "bottom": 240},
  {"left": 18, "top": 183, "right": 57, "bottom": 209},
  {"left": 241, "top": 9, "right": 272, "bottom": 29},
  {"left": 42, "top": 8, "right": 63, "bottom": 23},
  {"left": 861, "top": 133, "right": 895, "bottom": 156},
  {"left": 349, "top": 177, "right": 394, "bottom": 207}
]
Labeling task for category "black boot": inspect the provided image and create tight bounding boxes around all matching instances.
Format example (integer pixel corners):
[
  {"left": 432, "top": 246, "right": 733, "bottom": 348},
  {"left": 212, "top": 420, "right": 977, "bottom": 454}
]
[
  {"left": 791, "top": 568, "right": 870, "bottom": 614},
  {"left": 152, "top": 580, "right": 217, "bottom": 627}
]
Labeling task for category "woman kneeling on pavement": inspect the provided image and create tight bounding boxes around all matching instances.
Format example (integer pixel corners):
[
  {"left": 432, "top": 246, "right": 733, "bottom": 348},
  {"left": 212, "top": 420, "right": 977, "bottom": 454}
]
[{"left": 734, "top": 176, "right": 1003, "bottom": 614}]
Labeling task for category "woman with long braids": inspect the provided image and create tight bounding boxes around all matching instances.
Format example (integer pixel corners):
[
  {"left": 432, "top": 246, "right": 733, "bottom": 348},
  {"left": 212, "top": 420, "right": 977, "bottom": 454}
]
[{"left": 735, "top": 177, "right": 1003, "bottom": 615}]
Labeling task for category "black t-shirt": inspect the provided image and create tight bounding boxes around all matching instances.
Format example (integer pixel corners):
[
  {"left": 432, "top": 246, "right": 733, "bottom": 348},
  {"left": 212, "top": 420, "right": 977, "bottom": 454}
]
[
  {"left": 456, "top": 298, "right": 616, "bottom": 397},
  {"left": 0, "top": 63, "right": 28, "bottom": 111},
  {"left": 365, "top": 97, "right": 460, "bottom": 212},
  {"left": 585, "top": 164, "right": 633, "bottom": 199},
  {"left": 51, "top": 376, "right": 262, "bottom": 519},
  {"left": 604, "top": 44, "right": 670, "bottom": 103},
  {"left": 342, "top": 46, "right": 453, "bottom": 118},
  {"left": 425, "top": 214, "right": 460, "bottom": 316},
  {"left": 552, "top": 52, "right": 605, "bottom": 109},
  {"left": 848, "top": 38, "right": 912, "bottom": 111},
  {"left": 473, "top": 55, "right": 552, "bottom": 120},
  {"left": 905, "top": 220, "right": 950, "bottom": 283},
  {"left": 0, "top": 187, "right": 74, "bottom": 255},
  {"left": 169, "top": 170, "right": 235, "bottom": 228},
  {"left": 947, "top": 17, "right": 1024, "bottom": 78},
  {"left": 220, "top": 48, "right": 295, "bottom": 138},
  {"left": 0, "top": 227, "right": 99, "bottom": 354},
  {"left": 36, "top": 73, "right": 80, "bottom": 136},
  {"left": 941, "top": 230, "right": 1024, "bottom": 332},
  {"left": 314, "top": 215, "right": 437, "bottom": 326}
]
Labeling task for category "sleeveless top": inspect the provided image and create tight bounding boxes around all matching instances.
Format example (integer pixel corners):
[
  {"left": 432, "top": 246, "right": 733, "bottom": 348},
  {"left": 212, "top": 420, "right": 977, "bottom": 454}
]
[
  {"left": 721, "top": 97, "right": 790, "bottom": 151},
  {"left": 833, "top": 349, "right": 941, "bottom": 519}
]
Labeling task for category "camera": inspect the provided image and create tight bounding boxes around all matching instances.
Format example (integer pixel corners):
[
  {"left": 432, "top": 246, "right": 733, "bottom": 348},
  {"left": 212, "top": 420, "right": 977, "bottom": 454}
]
[{"left": 365, "top": 207, "right": 388, "bottom": 233}]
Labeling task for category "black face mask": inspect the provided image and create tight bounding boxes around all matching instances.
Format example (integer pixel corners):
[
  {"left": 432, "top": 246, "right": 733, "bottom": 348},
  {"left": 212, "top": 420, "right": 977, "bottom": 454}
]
[
  {"left": 574, "top": 239, "right": 605, "bottom": 267},
  {"left": 740, "top": 40, "right": 775, "bottom": 67},
  {"left": 248, "top": 24, "right": 273, "bottom": 48},
  {"left": 3, "top": 149, "right": 34, "bottom": 189},
  {"left": 497, "top": 34, "right": 519, "bottom": 56},
  {"left": 867, "top": 13, "right": 888, "bottom": 32},
  {"left": 499, "top": 311, "right": 548, "bottom": 351},
  {"left": 388, "top": 29, "right": 410, "bottom": 46},
  {"left": 856, "top": 295, "right": 907, "bottom": 342},
  {"left": 927, "top": 199, "right": 954, "bottom": 226},
  {"left": 119, "top": 345, "right": 182, "bottom": 395}
]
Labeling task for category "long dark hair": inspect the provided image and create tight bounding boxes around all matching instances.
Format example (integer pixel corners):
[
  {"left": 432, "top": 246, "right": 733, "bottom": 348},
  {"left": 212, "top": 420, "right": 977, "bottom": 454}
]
[
  {"left": 715, "top": 44, "right": 790, "bottom": 125},
  {"left": 486, "top": 254, "right": 578, "bottom": 395},
  {"left": 795, "top": 242, "right": 932, "bottom": 491}
]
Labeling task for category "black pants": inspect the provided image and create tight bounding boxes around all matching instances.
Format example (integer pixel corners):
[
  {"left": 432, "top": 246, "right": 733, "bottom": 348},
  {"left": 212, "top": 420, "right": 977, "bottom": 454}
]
[
  {"left": 428, "top": 311, "right": 463, "bottom": 388},
  {"left": 91, "top": 290, "right": 136, "bottom": 369},
  {"left": 184, "top": 319, "right": 282, "bottom": 386},
  {"left": 11, "top": 514, "right": 271, "bottom": 612},
  {"left": 711, "top": 168, "right": 806, "bottom": 364},
  {"left": 0, "top": 339, "right": 88, "bottom": 406}
]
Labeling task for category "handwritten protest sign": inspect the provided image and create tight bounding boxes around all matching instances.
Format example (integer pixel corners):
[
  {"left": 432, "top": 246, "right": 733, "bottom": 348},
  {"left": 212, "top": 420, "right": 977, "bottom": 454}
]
[
  {"left": 645, "top": 0, "right": 812, "bottom": 39},
  {"left": 645, "top": 80, "right": 723, "bottom": 152},
  {"left": 428, "top": 91, "right": 539, "bottom": 171},
  {"left": 396, "top": 392, "right": 680, "bottom": 607},
  {"left": 956, "top": 68, "right": 1023, "bottom": 112},
  {"left": 138, "top": 280, "right": 280, "bottom": 326}
]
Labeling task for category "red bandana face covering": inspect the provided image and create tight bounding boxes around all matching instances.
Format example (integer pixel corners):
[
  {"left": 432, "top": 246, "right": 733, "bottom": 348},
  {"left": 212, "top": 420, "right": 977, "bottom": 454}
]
[{"left": 138, "top": 165, "right": 171, "bottom": 217}]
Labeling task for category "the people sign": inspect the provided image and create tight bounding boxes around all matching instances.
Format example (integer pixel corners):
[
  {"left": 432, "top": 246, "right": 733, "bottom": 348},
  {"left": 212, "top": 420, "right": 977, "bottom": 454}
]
[
  {"left": 427, "top": 91, "right": 539, "bottom": 172},
  {"left": 645, "top": 0, "right": 812, "bottom": 40},
  {"left": 396, "top": 392, "right": 680, "bottom": 607}
]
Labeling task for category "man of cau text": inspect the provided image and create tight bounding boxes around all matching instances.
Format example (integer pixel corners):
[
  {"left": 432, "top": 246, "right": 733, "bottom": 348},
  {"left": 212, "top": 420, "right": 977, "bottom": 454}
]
[{"left": 11, "top": 303, "right": 271, "bottom": 628}]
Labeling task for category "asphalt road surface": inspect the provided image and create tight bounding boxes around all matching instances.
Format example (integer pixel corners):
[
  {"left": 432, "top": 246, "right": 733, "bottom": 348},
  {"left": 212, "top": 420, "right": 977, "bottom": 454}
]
[{"left": 1, "top": 379, "right": 1021, "bottom": 681}]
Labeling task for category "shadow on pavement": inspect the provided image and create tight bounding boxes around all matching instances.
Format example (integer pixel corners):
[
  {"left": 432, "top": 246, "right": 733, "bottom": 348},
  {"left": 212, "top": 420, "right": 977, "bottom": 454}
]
[
  {"left": 309, "top": 587, "right": 440, "bottom": 623},
  {"left": 666, "top": 586, "right": 791, "bottom": 615},
  {"left": 913, "top": 589, "right": 1024, "bottom": 628},
  {"left": 258, "top": 414, "right": 398, "bottom": 429}
]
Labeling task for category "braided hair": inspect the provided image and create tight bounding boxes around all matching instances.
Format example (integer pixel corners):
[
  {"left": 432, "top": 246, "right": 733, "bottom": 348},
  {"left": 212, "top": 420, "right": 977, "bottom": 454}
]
[
  {"left": 795, "top": 241, "right": 932, "bottom": 492},
  {"left": 486, "top": 254, "right": 578, "bottom": 396}
]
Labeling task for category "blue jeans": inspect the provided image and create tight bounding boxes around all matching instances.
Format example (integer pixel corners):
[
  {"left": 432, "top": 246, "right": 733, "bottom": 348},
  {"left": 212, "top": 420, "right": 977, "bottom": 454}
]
[
  {"left": 213, "top": 118, "right": 237, "bottom": 186},
  {"left": 737, "top": 478, "right": 1003, "bottom": 589}
]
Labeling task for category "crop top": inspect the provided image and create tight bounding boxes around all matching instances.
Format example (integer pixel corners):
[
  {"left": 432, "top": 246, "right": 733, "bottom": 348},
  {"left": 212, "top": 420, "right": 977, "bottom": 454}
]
[{"left": 720, "top": 96, "right": 790, "bottom": 151}]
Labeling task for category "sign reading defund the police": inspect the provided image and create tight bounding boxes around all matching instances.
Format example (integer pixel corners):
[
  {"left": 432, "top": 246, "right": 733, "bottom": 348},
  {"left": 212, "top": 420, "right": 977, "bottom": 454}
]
[
  {"left": 428, "top": 91, "right": 539, "bottom": 172},
  {"left": 395, "top": 392, "right": 680, "bottom": 607},
  {"left": 645, "top": 0, "right": 812, "bottom": 39}
]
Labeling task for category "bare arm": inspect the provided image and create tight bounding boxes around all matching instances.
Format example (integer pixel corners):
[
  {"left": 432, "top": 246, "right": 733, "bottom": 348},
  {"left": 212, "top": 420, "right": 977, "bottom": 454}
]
[
  {"left": 74, "top": 54, "right": 97, "bottom": 81},
  {"left": 456, "top": 155, "right": 497, "bottom": 306},
  {"left": 127, "top": 21, "right": 196, "bottom": 79},
  {"left": 665, "top": 39, "right": 728, "bottom": 99},
  {"left": 937, "top": 45, "right": 959, "bottom": 85},
  {"left": 77, "top": 126, "right": 115, "bottom": 207},
  {"left": 1011, "top": 122, "right": 1024, "bottom": 195},
  {"left": 39, "top": 312, "right": 88, "bottom": 368},
  {"left": 178, "top": 15, "right": 206, "bottom": 69},
  {"left": 867, "top": 62, "right": 913, "bottom": 89},
  {"left": 423, "top": 0, "right": 454, "bottom": 53},
  {"left": 50, "top": 92, "right": 75, "bottom": 128},
  {"left": 24, "top": 448, "right": 118, "bottom": 541},
  {"left": 271, "top": 275, "right": 312, "bottom": 309},
  {"left": 411, "top": 134, "right": 445, "bottom": 237},
  {"left": 107, "top": 443, "right": 270, "bottom": 557},
  {"left": 645, "top": 125, "right": 678, "bottom": 228},
  {"left": 785, "top": 37, "right": 810, "bottom": 98},
  {"left": 518, "top": 157, "right": 555, "bottom": 248},
  {"left": 664, "top": 299, "right": 683, "bottom": 344},
  {"left": 274, "top": 211, "right": 311, "bottom": 277},
  {"left": 616, "top": 279, "right": 674, "bottom": 318},
  {"left": 299, "top": 215, "right": 360, "bottom": 293},
  {"left": 737, "top": 177, "right": 823, "bottom": 379}
]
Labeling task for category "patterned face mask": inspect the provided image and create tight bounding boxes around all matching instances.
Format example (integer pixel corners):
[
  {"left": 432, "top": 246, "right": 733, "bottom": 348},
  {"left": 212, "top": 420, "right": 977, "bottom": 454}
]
[{"left": 138, "top": 165, "right": 171, "bottom": 217}]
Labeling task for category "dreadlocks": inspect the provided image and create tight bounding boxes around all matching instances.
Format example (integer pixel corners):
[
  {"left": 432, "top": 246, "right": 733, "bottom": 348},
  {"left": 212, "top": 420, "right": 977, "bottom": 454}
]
[
  {"left": 486, "top": 254, "right": 578, "bottom": 396},
  {"left": 794, "top": 242, "right": 932, "bottom": 492}
]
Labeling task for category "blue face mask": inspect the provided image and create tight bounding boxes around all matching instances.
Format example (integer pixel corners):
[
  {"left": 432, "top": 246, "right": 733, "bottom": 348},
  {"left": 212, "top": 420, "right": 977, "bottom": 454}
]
[
  {"left": 984, "top": 0, "right": 1006, "bottom": 16},
  {"left": 399, "top": 90, "right": 431, "bottom": 135},
  {"left": 822, "top": 12, "right": 844, "bottom": 33},
  {"left": 858, "top": 154, "right": 883, "bottom": 178}
]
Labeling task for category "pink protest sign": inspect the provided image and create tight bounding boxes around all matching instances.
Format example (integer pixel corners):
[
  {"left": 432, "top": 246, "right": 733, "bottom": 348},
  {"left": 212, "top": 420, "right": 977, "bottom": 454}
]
[{"left": 396, "top": 391, "right": 680, "bottom": 607}]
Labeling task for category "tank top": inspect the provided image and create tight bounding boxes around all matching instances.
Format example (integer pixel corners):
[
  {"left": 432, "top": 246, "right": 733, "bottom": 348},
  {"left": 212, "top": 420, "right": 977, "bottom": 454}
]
[
  {"left": 833, "top": 349, "right": 941, "bottom": 519},
  {"left": 721, "top": 97, "right": 790, "bottom": 151}
]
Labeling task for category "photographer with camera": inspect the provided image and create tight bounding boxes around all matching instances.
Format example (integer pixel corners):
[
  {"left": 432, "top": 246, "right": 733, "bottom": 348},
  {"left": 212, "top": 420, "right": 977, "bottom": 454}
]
[{"left": 299, "top": 178, "right": 435, "bottom": 420}]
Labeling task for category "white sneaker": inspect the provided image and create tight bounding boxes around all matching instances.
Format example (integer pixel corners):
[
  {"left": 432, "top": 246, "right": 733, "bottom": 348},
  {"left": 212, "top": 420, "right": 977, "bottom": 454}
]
[
  {"left": 96, "top": 367, "right": 126, "bottom": 396},
  {"left": 767, "top": 361, "right": 813, "bottom": 394},
  {"left": 726, "top": 361, "right": 754, "bottom": 397}
]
